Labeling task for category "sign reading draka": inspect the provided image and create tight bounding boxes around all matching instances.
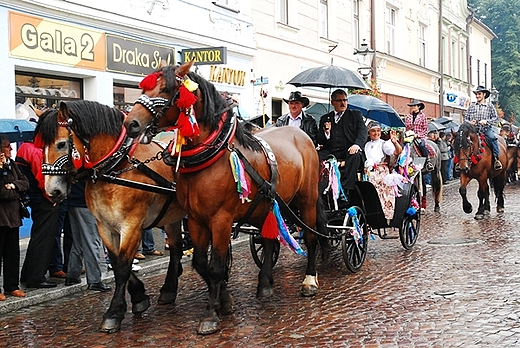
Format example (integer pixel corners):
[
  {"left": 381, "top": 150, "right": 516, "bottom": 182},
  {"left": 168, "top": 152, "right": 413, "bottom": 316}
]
[
  {"left": 9, "top": 11, "right": 106, "bottom": 70},
  {"left": 107, "top": 35, "right": 175, "bottom": 76}
]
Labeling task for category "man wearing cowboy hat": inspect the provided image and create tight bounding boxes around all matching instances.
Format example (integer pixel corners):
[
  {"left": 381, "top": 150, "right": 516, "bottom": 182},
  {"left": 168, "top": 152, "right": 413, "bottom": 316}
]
[
  {"left": 464, "top": 85, "right": 502, "bottom": 170},
  {"left": 405, "top": 99, "right": 434, "bottom": 171},
  {"left": 275, "top": 91, "right": 318, "bottom": 146}
]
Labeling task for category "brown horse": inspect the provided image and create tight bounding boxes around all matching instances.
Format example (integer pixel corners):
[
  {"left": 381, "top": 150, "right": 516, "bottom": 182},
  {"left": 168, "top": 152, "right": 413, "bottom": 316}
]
[
  {"left": 452, "top": 122, "right": 507, "bottom": 219},
  {"left": 506, "top": 142, "right": 520, "bottom": 182},
  {"left": 39, "top": 101, "right": 186, "bottom": 333},
  {"left": 124, "top": 61, "right": 326, "bottom": 335}
]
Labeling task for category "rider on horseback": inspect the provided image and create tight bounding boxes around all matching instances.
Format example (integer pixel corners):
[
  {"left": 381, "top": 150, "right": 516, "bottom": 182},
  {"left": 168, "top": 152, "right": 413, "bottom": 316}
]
[
  {"left": 464, "top": 86, "right": 502, "bottom": 171},
  {"left": 405, "top": 99, "right": 434, "bottom": 172}
]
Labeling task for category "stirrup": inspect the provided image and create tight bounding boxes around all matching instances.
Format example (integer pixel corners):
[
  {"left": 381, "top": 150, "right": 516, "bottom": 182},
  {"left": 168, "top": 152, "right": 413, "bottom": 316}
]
[
  {"left": 425, "top": 160, "right": 434, "bottom": 172},
  {"left": 494, "top": 159, "right": 503, "bottom": 170}
]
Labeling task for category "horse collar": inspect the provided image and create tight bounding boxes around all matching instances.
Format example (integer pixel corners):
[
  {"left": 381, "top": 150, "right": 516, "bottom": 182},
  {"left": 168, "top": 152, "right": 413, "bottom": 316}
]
[{"left": 166, "top": 111, "right": 237, "bottom": 173}]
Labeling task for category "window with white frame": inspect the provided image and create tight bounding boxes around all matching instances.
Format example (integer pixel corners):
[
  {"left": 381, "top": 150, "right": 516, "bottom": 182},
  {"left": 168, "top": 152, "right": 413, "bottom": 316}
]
[
  {"left": 451, "top": 40, "right": 457, "bottom": 77},
  {"left": 476, "top": 58, "right": 481, "bottom": 85},
  {"left": 418, "top": 24, "right": 426, "bottom": 67},
  {"left": 385, "top": 6, "right": 396, "bottom": 55},
  {"left": 319, "top": 0, "right": 328, "bottom": 38},
  {"left": 277, "top": 0, "right": 288, "bottom": 24},
  {"left": 353, "top": 0, "right": 360, "bottom": 50},
  {"left": 460, "top": 45, "right": 467, "bottom": 81}
]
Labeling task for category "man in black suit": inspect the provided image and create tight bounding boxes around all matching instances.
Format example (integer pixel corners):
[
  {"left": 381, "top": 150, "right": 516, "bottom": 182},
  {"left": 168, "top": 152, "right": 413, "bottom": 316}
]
[
  {"left": 317, "top": 89, "right": 367, "bottom": 198},
  {"left": 275, "top": 91, "right": 318, "bottom": 146}
]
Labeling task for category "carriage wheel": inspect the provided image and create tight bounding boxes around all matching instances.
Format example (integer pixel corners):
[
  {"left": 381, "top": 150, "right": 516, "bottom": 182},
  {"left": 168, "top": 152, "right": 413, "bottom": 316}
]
[
  {"left": 341, "top": 206, "right": 369, "bottom": 273},
  {"left": 399, "top": 185, "right": 421, "bottom": 249},
  {"left": 249, "top": 234, "right": 281, "bottom": 269},
  {"left": 400, "top": 215, "right": 420, "bottom": 249}
]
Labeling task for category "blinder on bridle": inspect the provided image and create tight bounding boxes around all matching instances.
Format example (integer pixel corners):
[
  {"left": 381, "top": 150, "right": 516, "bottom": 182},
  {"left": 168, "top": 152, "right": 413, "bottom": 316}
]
[
  {"left": 132, "top": 74, "right": 183, "bottom": 140},
  {"left": 42, "top": 119, "right": 84, "bottom": 177}
]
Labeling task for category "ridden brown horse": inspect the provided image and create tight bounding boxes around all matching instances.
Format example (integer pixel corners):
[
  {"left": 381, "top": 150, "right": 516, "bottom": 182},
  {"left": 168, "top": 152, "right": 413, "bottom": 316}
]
[
  {"left": 124, "top": 61, "right": 326, "bottom": 335},
  {"left": 39, "top": 101, "right": 186, "bottom": 333},
  {"left": 452, "top": 122, "right": 507, "bottom": 220}
]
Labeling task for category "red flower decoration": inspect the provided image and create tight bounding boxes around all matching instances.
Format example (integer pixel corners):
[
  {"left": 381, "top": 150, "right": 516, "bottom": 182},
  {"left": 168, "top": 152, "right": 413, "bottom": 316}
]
[
  {"left": 477, "top": 154, "right": 482, "bottom": 160},
  {"left": 139, "top": 71, "right": 161, "bottom": 91},
  {"left": 453, "top": 155, "right": 459, "bottom": 164},
  {"left": 480, "top": 148, "right": 485, "bottom": 153},
  {"left": 471, "top": 155, "right": 478, "bottom": 164}
]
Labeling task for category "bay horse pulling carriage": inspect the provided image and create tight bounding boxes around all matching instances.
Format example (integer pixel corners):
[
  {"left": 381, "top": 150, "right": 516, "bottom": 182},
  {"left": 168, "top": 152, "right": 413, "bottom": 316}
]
[
  {"left": 124, "top": 61, "right": 422, "bottom": 334},
  {"left": 39, "top": 102, "right": 187, "bottom": 333},
  {"left": 452, "top": 122, "right": 507, "bottom": 219}
]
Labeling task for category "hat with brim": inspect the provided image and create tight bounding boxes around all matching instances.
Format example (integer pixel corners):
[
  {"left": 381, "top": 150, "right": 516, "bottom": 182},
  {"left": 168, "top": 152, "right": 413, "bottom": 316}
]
[
  {"left": 283, "top": 91, "right": 310, "bottom": 108},
  {"left": 367, "top": 121, "right": 382, "bottom": 130},
  {"left": 407, "top": 99, "right": 425, "bottom": 110},
  {"left": 473, "top": 86, "right": 491, "bottom": 99}
]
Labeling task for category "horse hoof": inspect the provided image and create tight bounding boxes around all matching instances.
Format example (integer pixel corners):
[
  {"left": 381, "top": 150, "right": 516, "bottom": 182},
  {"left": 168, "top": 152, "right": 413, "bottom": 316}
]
[
  {"left": 484, "top": 210, "right": 491, "bottom": 215},
  {"left": 132, "top": 295, "right": 150, "bottom": 314},
  {"left": 99, "top": 317, "right": 122, "bottom": 333},
  {"left": 220, "top": 293, "right": 234, "bottom": 316},
  {"left": 158, "top": 291, "right": 177, "bottom": 305},
  {"left": 256, "top": 286, "right": 273, "bottom": 301},
  {"left": 434, "top": 205, "right": 440, "bottom": 213},
  {"left": 300, "top": 275, "right": 318, "bottom": 297},
  {"left": 474, "top": 214, "right": 484, "bottom": 220},
  {"left": 497, "top": 207, "right": 505, "bottom": 213},
  {"left": 197, "top": 316, "right": 220, "bottom": 335}
]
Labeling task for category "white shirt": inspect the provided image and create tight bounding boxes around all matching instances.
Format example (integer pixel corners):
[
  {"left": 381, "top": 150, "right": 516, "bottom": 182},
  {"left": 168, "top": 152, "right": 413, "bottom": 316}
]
[
  {"left": 287, "top": 113, "right": 302, "bottom": 128},
  {"left": 364, "top": 138, "right": 395, "bottom": 165}
]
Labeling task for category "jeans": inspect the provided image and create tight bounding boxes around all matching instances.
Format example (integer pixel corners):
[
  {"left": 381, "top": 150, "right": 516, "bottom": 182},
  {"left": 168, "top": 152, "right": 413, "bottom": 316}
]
[
  {"left": 484, "top": 128, "right": 500, "bottom": 158},
  {"left": 140, "top": 229, "right": 155, "bottom": 253}
]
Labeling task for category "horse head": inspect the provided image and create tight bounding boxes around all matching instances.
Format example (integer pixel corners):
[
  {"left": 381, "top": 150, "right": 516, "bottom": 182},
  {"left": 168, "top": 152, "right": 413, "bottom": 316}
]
[
  {"left": 453, "top": 122, "right": 479, "bottom": 174},
  {"left": 124, "top": 60, "right": 209, "bottom": 143}
]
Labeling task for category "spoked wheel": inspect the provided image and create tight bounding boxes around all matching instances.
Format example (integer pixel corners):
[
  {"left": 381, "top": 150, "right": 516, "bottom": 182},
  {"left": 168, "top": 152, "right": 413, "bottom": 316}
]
[
  {"left": 399, "top": 185, "right": 421, "bottom": 249},
  {"left": 341, "top": 206, "right": 369, "bottom": 273},
  {"left": 249, "top": 234, "right": 281, "bottom": 269}
]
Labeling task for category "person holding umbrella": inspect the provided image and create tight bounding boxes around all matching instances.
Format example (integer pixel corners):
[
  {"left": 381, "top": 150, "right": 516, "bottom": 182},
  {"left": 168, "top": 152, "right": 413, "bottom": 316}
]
[
  {"left": 275, "top": 91, "right": 318, "bottom": 146},
  {"left": 317, "top": 89, "right": 367, "bottom": 202},
  {"left": 405, "top": 99, "right": 434, "bottom": 171}
]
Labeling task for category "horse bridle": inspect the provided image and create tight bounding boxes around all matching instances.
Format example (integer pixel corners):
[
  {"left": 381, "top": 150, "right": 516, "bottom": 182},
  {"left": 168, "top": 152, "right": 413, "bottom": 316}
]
[{"left": 42, "top": 119, "right": 82, "bottom": 177}]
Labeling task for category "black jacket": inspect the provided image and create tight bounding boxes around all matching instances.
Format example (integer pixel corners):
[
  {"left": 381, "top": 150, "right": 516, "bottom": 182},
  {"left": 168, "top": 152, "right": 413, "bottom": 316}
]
[
  {"left": 275, "top": 112, "right": 318, "bottom": 146},
  {"left": 317, "top": 109, "right": 367, "bottom": 150}
]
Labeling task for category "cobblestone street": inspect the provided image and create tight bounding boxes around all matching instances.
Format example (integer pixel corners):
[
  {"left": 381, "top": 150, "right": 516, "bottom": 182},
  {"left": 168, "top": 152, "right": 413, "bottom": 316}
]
[{"left": 2, "top": 181, "right": 520, "bottom": 347}]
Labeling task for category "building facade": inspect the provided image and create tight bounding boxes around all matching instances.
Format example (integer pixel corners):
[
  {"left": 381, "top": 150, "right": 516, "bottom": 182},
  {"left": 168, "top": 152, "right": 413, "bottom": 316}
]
[{"left": 0, "top": 0, "right": 256, "bottom": 123}]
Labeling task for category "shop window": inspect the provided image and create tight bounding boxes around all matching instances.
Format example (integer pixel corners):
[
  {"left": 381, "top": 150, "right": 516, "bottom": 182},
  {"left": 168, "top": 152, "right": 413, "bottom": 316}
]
[
  {"left": 113, "top": 84, "right": 141, "bottom": 112},
  {"left": 15, "top": 72, "right": 82, "bottom": 111}
]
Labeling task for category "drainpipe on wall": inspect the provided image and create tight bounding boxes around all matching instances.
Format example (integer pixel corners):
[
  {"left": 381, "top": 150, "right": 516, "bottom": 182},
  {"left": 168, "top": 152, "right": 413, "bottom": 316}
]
[
  {"left": 439, "top": 0, "right": 444, "bottom": 117},
  {"left": 370, "top": 0, "right": 376, "bottom": 82},
  {"left": 466, "top": 9, "right": 474, "bottom": 98}
]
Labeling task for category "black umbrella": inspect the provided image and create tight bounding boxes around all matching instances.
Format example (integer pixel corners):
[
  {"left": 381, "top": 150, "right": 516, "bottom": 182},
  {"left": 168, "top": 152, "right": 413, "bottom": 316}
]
[
  {"left": 347, "top": 95, "right": 405, "bottom": 128},
  {"left": 287, "top": 65, "right": 369, "bottom": 90},
  {"left": 434, "top": 116, "right": 460, "bottom": 130},
  {"left": 0, "top": 119, "right": 35, "bottom": 142}
]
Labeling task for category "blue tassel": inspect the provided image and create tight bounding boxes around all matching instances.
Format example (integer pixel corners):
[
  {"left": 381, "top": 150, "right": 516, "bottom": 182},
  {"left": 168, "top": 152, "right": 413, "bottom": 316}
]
[
  {"left": 347, "top": 207, "right": 363, "bottom": 245},
  {"left": 273, "top": 200, "right": 307, "bottom": 256},
  {"left": 406, "top": 207, "right": 417, "bottom": 216}
]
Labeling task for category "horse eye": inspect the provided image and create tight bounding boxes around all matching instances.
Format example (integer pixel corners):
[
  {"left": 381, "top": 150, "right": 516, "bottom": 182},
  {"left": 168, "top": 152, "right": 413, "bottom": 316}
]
[{"left": 57, "top": 141, "right": 67, "bottom": 150}]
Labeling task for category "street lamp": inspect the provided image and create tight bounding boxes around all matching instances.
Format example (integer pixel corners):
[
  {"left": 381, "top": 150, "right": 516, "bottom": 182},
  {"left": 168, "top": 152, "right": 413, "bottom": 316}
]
[
  {"left": 490, "top": 85, "right": 499, "bottom": 104},
  {"left": 354, "top": 39, "right": 375, "bottom": 80}
]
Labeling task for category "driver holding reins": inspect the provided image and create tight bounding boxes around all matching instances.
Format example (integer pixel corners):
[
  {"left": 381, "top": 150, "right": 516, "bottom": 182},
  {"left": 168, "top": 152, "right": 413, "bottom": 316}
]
[{"left": 464, "top": 85, "right": 502, "bottom": 171}]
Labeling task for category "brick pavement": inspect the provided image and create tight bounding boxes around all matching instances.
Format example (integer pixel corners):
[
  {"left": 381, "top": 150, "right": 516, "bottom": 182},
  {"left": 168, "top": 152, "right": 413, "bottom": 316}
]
[{"left": 2, "top": 180, "right": 520, "bottom": 347}]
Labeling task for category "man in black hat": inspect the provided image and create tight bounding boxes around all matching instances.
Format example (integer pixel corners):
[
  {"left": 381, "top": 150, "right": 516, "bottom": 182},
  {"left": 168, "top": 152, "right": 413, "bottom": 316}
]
[
  {"left": 464, "top": 85, "right": 502, "bottom": 170},
  {"left": 275, "top": 91, "right": 318, "bottom": 146},
  {"left": 317, "top": 89, "right": 367, "bottom": 201}
]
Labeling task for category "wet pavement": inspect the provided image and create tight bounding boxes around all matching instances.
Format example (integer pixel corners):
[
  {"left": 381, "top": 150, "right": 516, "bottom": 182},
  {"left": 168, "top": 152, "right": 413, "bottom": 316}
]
[{"left": 2, "top": 180, "right": 520, "bottom": 347}]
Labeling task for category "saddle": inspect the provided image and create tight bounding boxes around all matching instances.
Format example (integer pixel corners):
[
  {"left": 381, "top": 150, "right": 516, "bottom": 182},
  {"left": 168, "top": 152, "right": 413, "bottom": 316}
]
[{"left": 412, "top": 140, "right": 435, "bottom": 158}]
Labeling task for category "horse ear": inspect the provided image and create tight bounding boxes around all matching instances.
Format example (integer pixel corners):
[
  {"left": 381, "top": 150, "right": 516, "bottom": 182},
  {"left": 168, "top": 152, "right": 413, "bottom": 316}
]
[
  {"left": 159, "top": 59, "right": 169, "bottom": 69},
  {"left": 176, "top": 60, "right": 194, "bottom": 77},
  {"left": 58, "top": 102, "right": 68, "bottom": 117}
]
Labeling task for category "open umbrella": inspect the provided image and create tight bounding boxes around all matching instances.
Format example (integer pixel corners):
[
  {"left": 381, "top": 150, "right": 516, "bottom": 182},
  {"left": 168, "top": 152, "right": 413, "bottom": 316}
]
[
  {"left": 428, "top": 121, "right": 446, "bottom": 132},
  {"left": 347, "top": 95, "right": 405, "bottom": 128},
  {"left": 0, "top": 119, "right": 35, "bottom": 142},
  {"left": 434, "top": 116, "right": 460, "bottom": 130},
  {"left": 287, "top": 65, "right": 369, "bottom": 90}
]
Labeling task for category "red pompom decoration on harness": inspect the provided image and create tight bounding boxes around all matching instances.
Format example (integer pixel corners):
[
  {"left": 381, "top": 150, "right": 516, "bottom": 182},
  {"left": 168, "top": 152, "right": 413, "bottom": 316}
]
[
  {"left": 261, "top": 211, "right": 279, "bottom": 239},
  {"left": 453, "top": 155, "right": 459, "bottom": 164},
  {"left": 176, "top": 84, "right": 198, "bottom": 109},
  {"left": 139, "top": 72, "right": 161, "bottom": 91}
]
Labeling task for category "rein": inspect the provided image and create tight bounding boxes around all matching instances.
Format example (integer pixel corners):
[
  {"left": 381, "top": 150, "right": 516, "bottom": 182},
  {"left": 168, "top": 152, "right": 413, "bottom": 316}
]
[{"left": 455, "top": 125, "right": 486, "bottom": 166}]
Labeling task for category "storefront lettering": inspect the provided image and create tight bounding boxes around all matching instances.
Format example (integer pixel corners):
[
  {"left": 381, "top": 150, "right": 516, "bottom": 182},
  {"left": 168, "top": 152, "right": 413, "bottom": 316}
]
[
  {"left": 184, "top": 50, "right": 221, "bottom": 64},
  {"left": 208, "top": 65, "right": 246, "bottom": 86},
  {"left": 20, "top": 23, "right": 95, "bottom": 61},
  {"left": 112, "top": 43, "right": 172, "bottom": 69}
]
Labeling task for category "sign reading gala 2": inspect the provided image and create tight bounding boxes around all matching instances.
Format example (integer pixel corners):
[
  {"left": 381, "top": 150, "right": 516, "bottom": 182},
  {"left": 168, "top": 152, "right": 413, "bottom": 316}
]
[{"left": 9, "top": 11, "right": 106, "bottom": 70}]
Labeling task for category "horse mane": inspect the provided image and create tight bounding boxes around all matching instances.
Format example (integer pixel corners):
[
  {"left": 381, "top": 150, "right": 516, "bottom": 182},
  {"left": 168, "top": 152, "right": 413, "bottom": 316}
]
[
  {"left": 34, "top": 109, "right": 61, "bottom": 145},
  {"left": 161, "top": 66, "right": 262, "bottom": 152},
  {"left": 60, "top": 100, "right": 122, "bottom": 140},
  {"left": 453, "top": 122, "right": 477, "bottom": 152}
]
